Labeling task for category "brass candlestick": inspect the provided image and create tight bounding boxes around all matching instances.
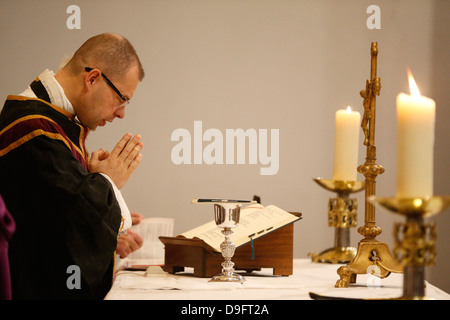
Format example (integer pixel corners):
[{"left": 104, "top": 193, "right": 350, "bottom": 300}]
[
  {"left": 335, "top": 42, "right": 403, "bottom": 288},
  {"left": 371, "top": 196, "right": 450, "bottom": 299},
  {"left": 310, "top": 178, "right": 364, "bottom": 263}
]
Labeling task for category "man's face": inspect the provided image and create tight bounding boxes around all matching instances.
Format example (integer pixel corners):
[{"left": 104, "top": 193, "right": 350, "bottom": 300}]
[{"left": 79, "top": 67, "right": 139, "bottom": 130}]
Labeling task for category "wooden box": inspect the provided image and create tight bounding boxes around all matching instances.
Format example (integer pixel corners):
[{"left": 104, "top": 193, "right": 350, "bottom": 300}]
[{"left": 159, "top": 212, "right": 301, "bottom": 277}]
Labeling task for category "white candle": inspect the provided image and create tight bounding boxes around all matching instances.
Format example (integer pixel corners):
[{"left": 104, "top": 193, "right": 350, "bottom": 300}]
[
  {"left": 332, "top": 106, "right": 361, "bottom": 181},
  {"left": 396, "top": 71, "right": 435, "bottom": 198}
]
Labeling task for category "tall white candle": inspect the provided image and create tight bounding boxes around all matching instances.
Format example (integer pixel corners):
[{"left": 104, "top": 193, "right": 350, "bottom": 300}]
[
  {"left": 332, "top": 106, "right": 361, "bottom": 181},
  {"left": 396, "top": 72, "right": 435, "bottom": 198}
]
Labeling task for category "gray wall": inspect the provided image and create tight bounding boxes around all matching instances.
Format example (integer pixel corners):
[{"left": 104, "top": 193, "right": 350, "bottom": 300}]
[
  {"left": 429, "top": 0, "right": 450, "bottom": 293},
  {"left": 1, "top": 0, "right": 448, "bottom": 293}
]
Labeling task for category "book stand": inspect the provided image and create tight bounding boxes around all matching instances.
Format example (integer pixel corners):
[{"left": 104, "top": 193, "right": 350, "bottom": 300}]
[{"left": 159, "top": 212, "right": 301, "bottom": 277}]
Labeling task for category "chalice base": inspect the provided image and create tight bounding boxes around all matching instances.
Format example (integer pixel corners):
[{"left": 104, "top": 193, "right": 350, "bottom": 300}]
[
  {"left": 209, "top": 272, "right": 245, "bottom": 283},
  {"left": 311, "top": 246, "right": 357, "bottom": 264}
]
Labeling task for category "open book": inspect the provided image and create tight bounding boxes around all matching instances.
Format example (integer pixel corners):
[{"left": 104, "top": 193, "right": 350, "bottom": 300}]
[{"left": 181, "top": 204, "right": 301, "bottom": 252}]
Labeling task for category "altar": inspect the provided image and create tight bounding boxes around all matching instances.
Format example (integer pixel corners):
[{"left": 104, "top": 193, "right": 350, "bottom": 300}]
[{"left": 105, "top": 259, "right": 450, "bottom": 300}]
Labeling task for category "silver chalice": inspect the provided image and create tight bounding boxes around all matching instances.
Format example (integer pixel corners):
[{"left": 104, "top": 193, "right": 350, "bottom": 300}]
[{"left": 209, "top": 202, "right": 245, "bottom": 283}]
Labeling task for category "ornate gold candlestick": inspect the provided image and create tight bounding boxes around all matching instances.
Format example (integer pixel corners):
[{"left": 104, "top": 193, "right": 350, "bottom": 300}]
[
  {"left": 310, "top": 178, "right": 364, "bottom": 263},
  {"left": 335, "top": 42, "right": 403, "bottom": 288},
  {"left": 371, "top": 196, "right": 450, "bottom": 299}
]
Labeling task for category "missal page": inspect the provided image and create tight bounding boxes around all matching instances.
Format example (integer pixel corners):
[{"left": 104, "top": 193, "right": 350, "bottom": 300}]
[
  {"left": 181, "top": 204, "right": 299, "bottom": 252},
  {"left": 123, "top": 217, "right": 174, "bottom": 267}
]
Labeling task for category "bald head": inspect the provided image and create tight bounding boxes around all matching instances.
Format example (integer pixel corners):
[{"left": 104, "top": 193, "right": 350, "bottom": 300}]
[
  {"left": 54, "top": 33, "right": 144, "bottom": 130},
  {"left": 63, "top": 33, "right": 144, "bottom": 82}
]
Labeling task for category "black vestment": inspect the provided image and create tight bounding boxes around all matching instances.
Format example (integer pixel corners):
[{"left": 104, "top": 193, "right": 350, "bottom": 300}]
[{"left": 0, "top": 80, "right": 121, "bottom": 299}]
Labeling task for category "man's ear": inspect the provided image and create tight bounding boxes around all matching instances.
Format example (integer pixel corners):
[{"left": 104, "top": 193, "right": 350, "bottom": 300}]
[{"left": 85, "top": 68, "right": 101, "bottom": 88}]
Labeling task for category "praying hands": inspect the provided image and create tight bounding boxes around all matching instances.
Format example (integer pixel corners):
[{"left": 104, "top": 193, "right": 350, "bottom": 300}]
[{"left": 89, "top": 133, "right": 144, "bottom": 189}]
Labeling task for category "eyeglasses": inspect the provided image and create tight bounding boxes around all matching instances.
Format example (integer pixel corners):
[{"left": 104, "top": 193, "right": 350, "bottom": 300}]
[{"left": 85, "top": 67, "right": 130, "bottom": 107}]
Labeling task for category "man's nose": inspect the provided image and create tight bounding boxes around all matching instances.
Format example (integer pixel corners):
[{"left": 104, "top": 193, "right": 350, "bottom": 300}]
[{"left": 114, "top": 106, "right": 126, "bottom": 119}]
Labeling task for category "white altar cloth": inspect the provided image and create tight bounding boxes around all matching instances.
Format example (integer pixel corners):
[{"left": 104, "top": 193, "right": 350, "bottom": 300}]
[{"left": 105, "top": 259, "right": 450, "bottom": 300}]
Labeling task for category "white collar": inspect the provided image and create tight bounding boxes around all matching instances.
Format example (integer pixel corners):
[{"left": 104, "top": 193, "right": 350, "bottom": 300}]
[{"left": 20, "top": 69, "right": 75, "bottom": 116}]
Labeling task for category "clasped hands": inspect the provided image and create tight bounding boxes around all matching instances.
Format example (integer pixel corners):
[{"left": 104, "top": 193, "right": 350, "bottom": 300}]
[
  {"left": 89, "top": 134, "right": 145, "bottom": 258},
  {"left": 89, "top": 133, "right": 143, "bottom": 189}
]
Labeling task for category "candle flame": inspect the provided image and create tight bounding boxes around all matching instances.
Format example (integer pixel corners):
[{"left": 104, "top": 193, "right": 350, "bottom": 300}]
[
  {"left": 346, "top": 106, "right": 352, "bottom": 113},
  {"left": 407, "top": 69, "right": 421, "bottom": 98}
]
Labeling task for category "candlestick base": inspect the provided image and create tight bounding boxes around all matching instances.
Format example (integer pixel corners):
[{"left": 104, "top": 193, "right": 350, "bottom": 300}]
[
  {"left": 335, "top": 240, "right": 403, "bottom": 288},
  {"left": 311, "top": 178, "right": 364, "bottom": 264},
  {"left": 310, "top": 246, "right": 357, "bottom": 264}
]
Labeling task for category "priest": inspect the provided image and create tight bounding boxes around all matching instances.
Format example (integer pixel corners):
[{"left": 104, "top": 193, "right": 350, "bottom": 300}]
[{"left": 0, "top": 33, "right": 145, "bottom": 299}]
